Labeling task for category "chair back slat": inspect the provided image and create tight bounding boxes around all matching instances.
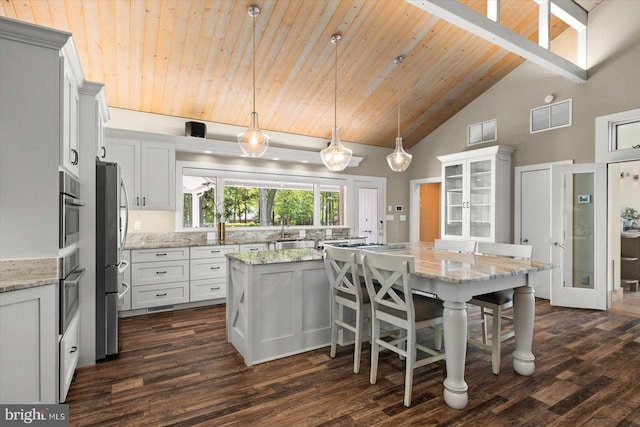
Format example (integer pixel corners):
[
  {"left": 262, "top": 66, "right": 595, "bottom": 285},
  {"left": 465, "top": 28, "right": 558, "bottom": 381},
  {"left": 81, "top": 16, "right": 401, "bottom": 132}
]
[
  {"left": 476, "top": 242, "right": 533, "bottom": 260},
  {"left": 324, "top": 246, "right": 361, "bottom": 300},
  {"left": 434, "top": 239, "right": 476, "bottom": 253}
]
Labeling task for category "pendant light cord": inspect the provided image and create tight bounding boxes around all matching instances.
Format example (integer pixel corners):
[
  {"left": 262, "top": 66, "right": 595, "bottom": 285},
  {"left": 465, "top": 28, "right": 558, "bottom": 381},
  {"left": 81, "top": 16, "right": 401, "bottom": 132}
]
[
  {"left": 397, "top": 73, "right": 400, "bottom": 138},
  {"left": 252, "top": 13, "right": 256, "bottom": 113},
  {"left": 334, "top": 37, "right": 337, "bottom": 128}
]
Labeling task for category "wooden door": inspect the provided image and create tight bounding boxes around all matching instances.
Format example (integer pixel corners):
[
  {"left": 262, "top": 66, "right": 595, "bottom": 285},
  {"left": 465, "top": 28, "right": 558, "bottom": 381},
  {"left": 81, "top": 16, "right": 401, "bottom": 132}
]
[{"left": 420, "top": 183, "right": 440, "bottom": 243}]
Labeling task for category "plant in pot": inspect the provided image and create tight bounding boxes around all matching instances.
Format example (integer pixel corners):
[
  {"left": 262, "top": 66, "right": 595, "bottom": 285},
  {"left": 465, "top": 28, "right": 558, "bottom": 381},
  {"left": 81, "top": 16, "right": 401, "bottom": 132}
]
[{"left": 621, "top": 207, "right": 640, "bottom": 231}]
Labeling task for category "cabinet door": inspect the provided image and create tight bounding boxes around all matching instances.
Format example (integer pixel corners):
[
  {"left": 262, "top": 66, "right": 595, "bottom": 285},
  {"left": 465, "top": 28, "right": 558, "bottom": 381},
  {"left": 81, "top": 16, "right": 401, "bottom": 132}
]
[
  {"left": 141, "top": 142, "right": 175, "bottom": 210},
  {"left": 105, "top": 138, "right": 141, "bottom": 209},
  {"left": 96, "top": 100, "right": 107, "bottom": 160},
  {"left": 442, "top": 161, "right": 464, "bottom": 238},
  {"left": 60, "top": 58, "right": 80, "bottom": 178},
  {"left": 467, "top": 156, "right": 494, "bottom": 241}
]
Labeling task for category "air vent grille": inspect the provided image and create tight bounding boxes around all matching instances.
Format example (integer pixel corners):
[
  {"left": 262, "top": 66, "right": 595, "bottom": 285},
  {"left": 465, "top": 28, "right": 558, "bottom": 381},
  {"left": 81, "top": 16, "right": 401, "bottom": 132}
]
[
  {"left": 530, "top": 99, "right": 572, "bottom": 133},
  {"left": 468, "top": 118, "right": 497, "bottom": 146}
]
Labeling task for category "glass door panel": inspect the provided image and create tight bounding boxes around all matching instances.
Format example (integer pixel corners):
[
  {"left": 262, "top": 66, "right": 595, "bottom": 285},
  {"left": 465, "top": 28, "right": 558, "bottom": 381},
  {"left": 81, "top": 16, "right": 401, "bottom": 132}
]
[
  {"left": 444, "top": 163, "right": 463, "bottom": 237},
  {"left": 469, "top": 159, "right": 492, "bottom": 239}
]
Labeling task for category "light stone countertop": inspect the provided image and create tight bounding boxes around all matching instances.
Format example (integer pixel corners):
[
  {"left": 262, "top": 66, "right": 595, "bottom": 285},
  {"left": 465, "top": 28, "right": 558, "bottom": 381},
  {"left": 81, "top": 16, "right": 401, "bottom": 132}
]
[
  {"left": 226, "top": 248, "right": 323, "bottom": 265},
  {"left": 0, "top": 258, "right": 58, "bottom": 293}
]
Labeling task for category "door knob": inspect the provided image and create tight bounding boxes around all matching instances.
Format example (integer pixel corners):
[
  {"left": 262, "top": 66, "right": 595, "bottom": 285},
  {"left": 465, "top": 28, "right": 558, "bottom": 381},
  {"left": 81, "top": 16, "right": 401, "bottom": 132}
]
[
  {"left": 553, "top": 242, "right": 566, "bottom": 249},
  {"left": 522, "top": 238, "right": 529, "bottom": 243}
]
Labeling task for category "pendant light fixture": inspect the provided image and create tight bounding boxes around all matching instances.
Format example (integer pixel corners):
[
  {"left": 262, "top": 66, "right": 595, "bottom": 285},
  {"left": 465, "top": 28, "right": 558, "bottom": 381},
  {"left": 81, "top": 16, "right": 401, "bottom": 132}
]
[
  {"left": 386, "top": 56, "right": 412, "bottom": 172},
  {"left": 320, "top": 33, "right": 352, "bottom": 172},
  {"left": 237, "top": 5, "right": 270, "bottom": 157}
]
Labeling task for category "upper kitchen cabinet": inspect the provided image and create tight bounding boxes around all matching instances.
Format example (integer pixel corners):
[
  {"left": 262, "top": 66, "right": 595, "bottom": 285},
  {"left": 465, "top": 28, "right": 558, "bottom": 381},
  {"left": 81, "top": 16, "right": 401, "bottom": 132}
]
[
  {"left": 80, "top": 82, "right": 110, "bottom": 160},
  {"left": 438, "top": 146, "right": 514, "bottom": 243},
  {"left": 105, "top": 131, "right": 176, "bottom": 210},
  {"left": 0, "top": 17, "right": 87, "bottom": 258}
]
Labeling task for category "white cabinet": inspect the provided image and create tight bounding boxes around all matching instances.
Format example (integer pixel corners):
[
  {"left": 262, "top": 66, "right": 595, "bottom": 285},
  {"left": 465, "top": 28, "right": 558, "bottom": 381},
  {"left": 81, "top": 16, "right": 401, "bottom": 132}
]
[
  {"left": 59, "top": 308, "right": 80, "bottom": 402},
  {"left": 0, "top": 284, "right": 57, "bottom": 403},
  {"left": 60, "top": 56, "right": 81, "bottom": 177},
  {"left": 130, "top": 247, "right": 189, "bottom": 309},
  {"left": 105, "top": 135, "right": 176, "bottom": 210},
  {"left": 438, "top": 146, "right": 514, "bottom": 243},
  {"left": 190, "top": 245, "right": 237, "bottom": 302}
]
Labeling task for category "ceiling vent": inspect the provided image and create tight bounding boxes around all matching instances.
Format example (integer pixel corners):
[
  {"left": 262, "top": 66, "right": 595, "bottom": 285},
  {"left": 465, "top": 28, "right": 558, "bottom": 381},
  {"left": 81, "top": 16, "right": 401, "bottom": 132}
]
[
  {"left": 468, "top": 118, "right": 497, "bottom": 146},
  {"left": 530, "top": 99, "right": 572, "bottom": 133}
]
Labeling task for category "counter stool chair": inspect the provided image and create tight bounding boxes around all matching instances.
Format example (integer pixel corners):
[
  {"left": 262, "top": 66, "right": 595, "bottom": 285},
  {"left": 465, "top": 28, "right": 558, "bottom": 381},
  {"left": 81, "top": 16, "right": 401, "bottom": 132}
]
[
  {"left": 468, "top": 242, "right": 533, "bottom": 375},
  {"left": 362, "top": 250, "right": 445, "bottom": 407},
  {"left": 324, "top": 245, "right": 370, "bottom": 374}
]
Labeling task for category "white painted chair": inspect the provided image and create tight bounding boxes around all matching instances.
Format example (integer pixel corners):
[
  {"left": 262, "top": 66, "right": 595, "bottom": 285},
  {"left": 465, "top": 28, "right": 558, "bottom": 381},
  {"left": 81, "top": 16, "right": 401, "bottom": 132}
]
[
  {"left": 468, "top": 242, "right": 533, "bottom": 375},
  {"left": 434, "top": 239, "right": 477, "bottom": 253},
  {"left": 324, "top": 245, "right": 369, "bottom": 374},
  {"left": 362, "top": 250, "right": 445, "bottom": 407}
]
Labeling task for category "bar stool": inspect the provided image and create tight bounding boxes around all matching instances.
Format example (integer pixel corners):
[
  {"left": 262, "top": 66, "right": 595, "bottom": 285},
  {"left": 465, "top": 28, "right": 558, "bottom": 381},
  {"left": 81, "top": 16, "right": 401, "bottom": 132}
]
[
  {"left": 468, "top": 242, "right": 533, "bottom": 375},
  {"left": 323, "top": 245, "right": 369, "bottom": 374},
  {"left": 362, "top": 250, "right": 445, "bottom": 407}
]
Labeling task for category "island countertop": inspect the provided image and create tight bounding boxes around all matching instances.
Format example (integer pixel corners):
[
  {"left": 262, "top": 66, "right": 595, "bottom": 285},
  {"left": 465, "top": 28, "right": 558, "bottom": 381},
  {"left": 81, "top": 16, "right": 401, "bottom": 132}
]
[{"left": 225, "top": 248, "right": 323, "bottom": 265}]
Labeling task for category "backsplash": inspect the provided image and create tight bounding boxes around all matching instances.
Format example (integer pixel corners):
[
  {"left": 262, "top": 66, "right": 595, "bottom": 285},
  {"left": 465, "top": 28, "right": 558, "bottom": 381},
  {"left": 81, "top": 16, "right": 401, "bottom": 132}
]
[{"left": 124, "top": 227, "right": 353, "bottom": 247}]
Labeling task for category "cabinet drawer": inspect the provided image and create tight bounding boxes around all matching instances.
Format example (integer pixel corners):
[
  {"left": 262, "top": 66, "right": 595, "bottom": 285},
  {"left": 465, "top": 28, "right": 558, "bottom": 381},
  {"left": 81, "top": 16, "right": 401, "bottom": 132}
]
[
  {"left": 239, "top": 243, "right": 267, "bottom": 252},
  {"left": 190, "top": 278, "right": 226, "bottom": 302},
  {"left": 131, "top": 282, "right": 189, "bottom": 309},
  {"left": 131, "top": 247, "right": 188, "bottom": 263},
  {"left": 190, "top": 259, "right": 227, "bottom": 280},
  {"left": 60, "top": 309, "right": 80, "bottom": 402},
  {"left": 190, "top": 245, "right": 237, "bottom": 260},
  {"left": 131, "top": 260, "right": 189, "bottom": 286}
]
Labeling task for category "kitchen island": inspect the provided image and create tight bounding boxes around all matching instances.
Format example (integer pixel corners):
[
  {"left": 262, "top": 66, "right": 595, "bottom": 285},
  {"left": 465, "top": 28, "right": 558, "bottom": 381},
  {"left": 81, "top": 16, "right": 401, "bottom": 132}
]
[{"left": 226, "top": 248, "right": 329, "bottom": 366}]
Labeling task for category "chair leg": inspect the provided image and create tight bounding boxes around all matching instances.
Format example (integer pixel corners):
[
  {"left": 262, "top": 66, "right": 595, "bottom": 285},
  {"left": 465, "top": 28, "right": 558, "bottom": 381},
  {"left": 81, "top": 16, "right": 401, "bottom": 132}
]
[
  {"left": 330, "top": 300, "right": 338, "bottom": 358},
  {"left": 399, "top": 328, "right": 407, "bottom": 361},
  {"left": 481, "top": 306, "right": 489, "bottom": 345},
  {"left": 404, "top": 327, "right": 416, "bottom": 407},
  {"left": 353, "top": 306, "right": 362, "bottom": 374},
  {"left": 491, "top": 306, "right": 502, "bottom": 375},
  {"left": 370, "top": 317, "right": 380, "bottom": 385},
  {"left": 434, "top": 324, "right": 443, "bottom": 351}
]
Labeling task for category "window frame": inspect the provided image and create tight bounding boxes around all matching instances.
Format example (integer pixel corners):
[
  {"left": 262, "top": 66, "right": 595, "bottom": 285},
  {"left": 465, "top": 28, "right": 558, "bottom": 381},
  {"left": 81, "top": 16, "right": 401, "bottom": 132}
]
[{"left": 175, "top": 160, "right": 384, "bottom": 233}]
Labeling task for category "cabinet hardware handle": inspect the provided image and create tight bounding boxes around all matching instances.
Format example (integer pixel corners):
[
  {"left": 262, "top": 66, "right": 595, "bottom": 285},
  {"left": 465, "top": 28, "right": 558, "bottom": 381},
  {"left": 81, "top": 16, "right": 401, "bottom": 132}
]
[
  {"left": 156, "top": 293, "right": 167, "bottom": 297},
  {"left": 156, "top": 253, "right": 167, "bottom": 256},
  {"left": 210, "top": 266, "right": 221, "bottom": 270},
  {"left": 156, "top": 271, "right": 167, "bottom": 274},
  {"left": 71, "top": 149, "right": 79, "bottom": 165},
  {"left": 136, "top": 196, "right": 140, "bottom": 206},
  {"left": 143, "top": 197, "right": 146, "bottom": 206},
  {"left": 210, "top": 286, "right": 221, "bottom": 290},
  {"left": 210, "top": 250, "right": 220, "bottom": 253},
  {"left": 70, "top": 346, "right": 78, "bottom": 353},
  {"left": 250, "top": 248, "right": 259, "bottom": 251},
  {"left": 100, "top": 146, "right": 107, "bottom": 158}
]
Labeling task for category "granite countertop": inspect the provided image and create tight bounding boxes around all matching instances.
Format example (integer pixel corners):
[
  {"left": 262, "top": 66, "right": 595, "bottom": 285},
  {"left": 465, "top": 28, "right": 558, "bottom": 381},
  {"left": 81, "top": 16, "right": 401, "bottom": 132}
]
[
  {"left": 226, "top": 248, "right": 323, "bottom": 265},
  {"left": 0, "top": 258, "right": 58, "bottom": 293},
  {"left": 124, "top": 239, "right": 258, "bottom": 250}
]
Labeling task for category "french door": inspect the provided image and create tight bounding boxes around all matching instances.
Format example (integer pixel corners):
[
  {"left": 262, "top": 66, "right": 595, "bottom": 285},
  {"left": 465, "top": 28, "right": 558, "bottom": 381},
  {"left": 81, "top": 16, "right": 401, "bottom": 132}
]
[{"left": 550, "top": 163, "right": 607, "bottom": 309}]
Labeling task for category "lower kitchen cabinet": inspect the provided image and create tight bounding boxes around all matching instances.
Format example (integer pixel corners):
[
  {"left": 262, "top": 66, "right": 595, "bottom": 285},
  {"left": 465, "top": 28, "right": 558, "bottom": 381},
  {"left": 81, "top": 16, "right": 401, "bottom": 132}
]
[
  {"left": 130, "top": 247, "right": 189, "bottom": 310},
  {"left": 131, "top": 281, "right": 190, "bottom": 309},
  {"left": 190, "top": 245, "right": 237, "bottom": 302},
  {"left": 59, "top": 309, "right": 80, "bottom": 402},
  {"left": 0, "top": 284, "right": 57, "bottom": 403}
]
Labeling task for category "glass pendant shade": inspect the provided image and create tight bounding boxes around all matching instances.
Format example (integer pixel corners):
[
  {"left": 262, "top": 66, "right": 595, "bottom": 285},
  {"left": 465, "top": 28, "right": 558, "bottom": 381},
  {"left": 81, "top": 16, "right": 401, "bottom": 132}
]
[
  {"left": 237, "top": 112, "right": 270, "bottom": 157},
  {"left": 237, "top": 5, "right": 269, "bottom": 157},
  {"left": 321, "top": 126, "right": 353, "bottom": 171},
  {"left": 386, "top": 136, "right": 412, "bottom": 172}
]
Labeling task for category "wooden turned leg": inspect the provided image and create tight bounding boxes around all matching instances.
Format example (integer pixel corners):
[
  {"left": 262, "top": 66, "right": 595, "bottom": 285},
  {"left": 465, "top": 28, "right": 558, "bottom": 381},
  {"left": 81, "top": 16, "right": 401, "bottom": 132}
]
[
  {"left": 442, "top": 300, "right": 469, "bottom": 410},
  {"left": 512, "top": 277, "right": 536, "bottom": 376}
]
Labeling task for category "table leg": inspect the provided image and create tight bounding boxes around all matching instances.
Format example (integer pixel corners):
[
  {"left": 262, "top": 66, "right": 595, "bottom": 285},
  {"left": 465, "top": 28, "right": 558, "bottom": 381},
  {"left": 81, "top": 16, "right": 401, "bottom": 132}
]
[
  {"left": 442, "top": 300, "right": 468, "bottom": 409},
  {"left": 512, "top": 276, "right": 536, "bottom": 376}
]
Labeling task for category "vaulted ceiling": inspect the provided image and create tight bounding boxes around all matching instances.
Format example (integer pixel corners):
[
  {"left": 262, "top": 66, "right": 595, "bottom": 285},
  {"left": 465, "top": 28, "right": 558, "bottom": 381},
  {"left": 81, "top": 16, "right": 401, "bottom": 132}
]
[{"left": 0, "top": 0, "right": 589, "bottom": 149}]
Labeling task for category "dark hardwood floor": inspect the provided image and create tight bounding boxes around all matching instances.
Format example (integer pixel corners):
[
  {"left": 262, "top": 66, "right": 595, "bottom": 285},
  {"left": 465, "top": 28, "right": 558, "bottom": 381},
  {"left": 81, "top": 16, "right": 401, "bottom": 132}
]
[{"left": 67, "top": 300, "right": 640, "bottom": 426}]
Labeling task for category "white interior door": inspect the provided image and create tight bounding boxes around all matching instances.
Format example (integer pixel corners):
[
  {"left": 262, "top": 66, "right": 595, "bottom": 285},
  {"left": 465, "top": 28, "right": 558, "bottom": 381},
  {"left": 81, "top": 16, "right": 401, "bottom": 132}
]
[
  {"left": 354, "top": 181, "right": 384, "bottom": 244},
  {"left": 551, "top": 163, "right": 607, "bottom": 309},
  {"left": 517, "top": 166, "right": 552, "bottom": 299}
]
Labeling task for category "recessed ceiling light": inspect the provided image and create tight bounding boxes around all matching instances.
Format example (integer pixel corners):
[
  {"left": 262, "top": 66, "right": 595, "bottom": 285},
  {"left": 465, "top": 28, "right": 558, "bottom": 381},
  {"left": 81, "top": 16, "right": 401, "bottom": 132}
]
[
  {"left": 301, "top": 160, "right": 309, "bottom": 163},
  {"left": 204, "top": 150, "right": 212, "bottom": 154},
  {"left": 273, "top": 157, "right": 280, "bottom": 161}
]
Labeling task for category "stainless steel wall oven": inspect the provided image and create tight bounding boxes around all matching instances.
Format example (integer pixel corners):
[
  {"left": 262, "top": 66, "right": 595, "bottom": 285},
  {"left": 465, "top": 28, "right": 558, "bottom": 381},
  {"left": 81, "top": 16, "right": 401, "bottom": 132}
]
[
  {"left": 59, "top": 170, "right": 84, "bottom": 249},
  {"left": 59, "top": 249, "right": 84, "bottom": 334}
]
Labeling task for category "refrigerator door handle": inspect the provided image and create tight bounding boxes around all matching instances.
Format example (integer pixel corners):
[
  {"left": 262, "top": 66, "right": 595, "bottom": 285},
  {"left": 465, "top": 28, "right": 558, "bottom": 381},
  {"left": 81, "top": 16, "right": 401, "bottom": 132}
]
[
  {"left": 118, "top": 282, "right": 130, "bottom": 299},
  {"left": 120, "top": 176, "right": 130, "bottom": 257},
  {"left": 117, "top": 259, "right": 129, "bottom": 274}
]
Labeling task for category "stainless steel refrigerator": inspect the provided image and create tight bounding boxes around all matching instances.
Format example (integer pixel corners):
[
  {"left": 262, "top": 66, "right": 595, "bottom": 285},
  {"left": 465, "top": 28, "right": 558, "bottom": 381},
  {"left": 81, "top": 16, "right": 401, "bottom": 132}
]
[{"left": 96, "top": 160, "right": 130, "bottom": 360}]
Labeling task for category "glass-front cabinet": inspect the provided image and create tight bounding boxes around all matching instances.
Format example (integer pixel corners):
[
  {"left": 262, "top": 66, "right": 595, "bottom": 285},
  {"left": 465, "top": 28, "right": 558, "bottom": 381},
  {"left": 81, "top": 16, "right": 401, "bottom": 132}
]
[{"left": 439, "top": 146, "right": 514, "bottom": 243}]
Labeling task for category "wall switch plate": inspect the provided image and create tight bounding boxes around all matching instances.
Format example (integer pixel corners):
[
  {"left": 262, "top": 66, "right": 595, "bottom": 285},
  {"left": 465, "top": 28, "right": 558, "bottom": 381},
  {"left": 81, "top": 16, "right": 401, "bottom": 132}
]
[
  {"left": 299, "top": 230, "right": 306, "bottom": 238},
  {"left": 400, "top": 215, "right": 406, "bottom": 221},
  {"left": 326, "top": 229, "right": 332, "bottom": 237},
  {"left": 134, "top": 221, "right": 141, "bottom": 230},
  {"left": 386, "top": 215, "right": 394, "bottom": 221}
]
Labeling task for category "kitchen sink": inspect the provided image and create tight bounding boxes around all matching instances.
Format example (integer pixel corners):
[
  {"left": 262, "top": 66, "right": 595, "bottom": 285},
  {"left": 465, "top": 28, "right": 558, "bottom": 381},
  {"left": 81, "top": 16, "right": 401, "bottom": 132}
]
[{"left": 274, "top": 239, "right": 317, "bottom": 250}]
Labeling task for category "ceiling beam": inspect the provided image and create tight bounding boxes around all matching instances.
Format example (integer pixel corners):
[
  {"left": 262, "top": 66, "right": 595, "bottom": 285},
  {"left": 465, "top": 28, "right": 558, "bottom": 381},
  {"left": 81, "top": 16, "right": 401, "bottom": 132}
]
[{"left": 406, "top": 0, "right": 587, "bottom": 83}]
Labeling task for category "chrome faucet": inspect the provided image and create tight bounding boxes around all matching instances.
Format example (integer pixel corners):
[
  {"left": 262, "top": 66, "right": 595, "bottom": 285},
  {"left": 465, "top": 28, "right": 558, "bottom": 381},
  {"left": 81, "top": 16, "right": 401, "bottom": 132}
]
[{"left": 280, "top": 216, "right": 290, "bottom": 239}]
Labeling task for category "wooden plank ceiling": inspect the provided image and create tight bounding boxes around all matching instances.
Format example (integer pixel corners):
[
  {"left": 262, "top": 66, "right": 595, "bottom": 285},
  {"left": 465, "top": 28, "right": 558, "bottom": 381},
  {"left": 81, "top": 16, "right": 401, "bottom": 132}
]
[{"left": 0, "top": 0, "right": 573, "bottom": 149}]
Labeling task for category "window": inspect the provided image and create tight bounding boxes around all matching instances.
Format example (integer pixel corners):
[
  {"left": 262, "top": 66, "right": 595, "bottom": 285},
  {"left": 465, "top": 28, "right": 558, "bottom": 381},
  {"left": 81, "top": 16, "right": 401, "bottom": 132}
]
[
  {"left": 613, "top": 120, "right": 640, "bottom": 151},
  {"left": 177, "top": 166, "right": 349, "bottom": 230}
]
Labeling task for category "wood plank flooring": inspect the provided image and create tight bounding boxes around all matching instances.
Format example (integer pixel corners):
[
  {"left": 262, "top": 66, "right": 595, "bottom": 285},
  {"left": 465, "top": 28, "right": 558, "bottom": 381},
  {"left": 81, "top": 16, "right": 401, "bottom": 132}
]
[{"left": 66, "top": 300, "right": 640, "bottom": 426}]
